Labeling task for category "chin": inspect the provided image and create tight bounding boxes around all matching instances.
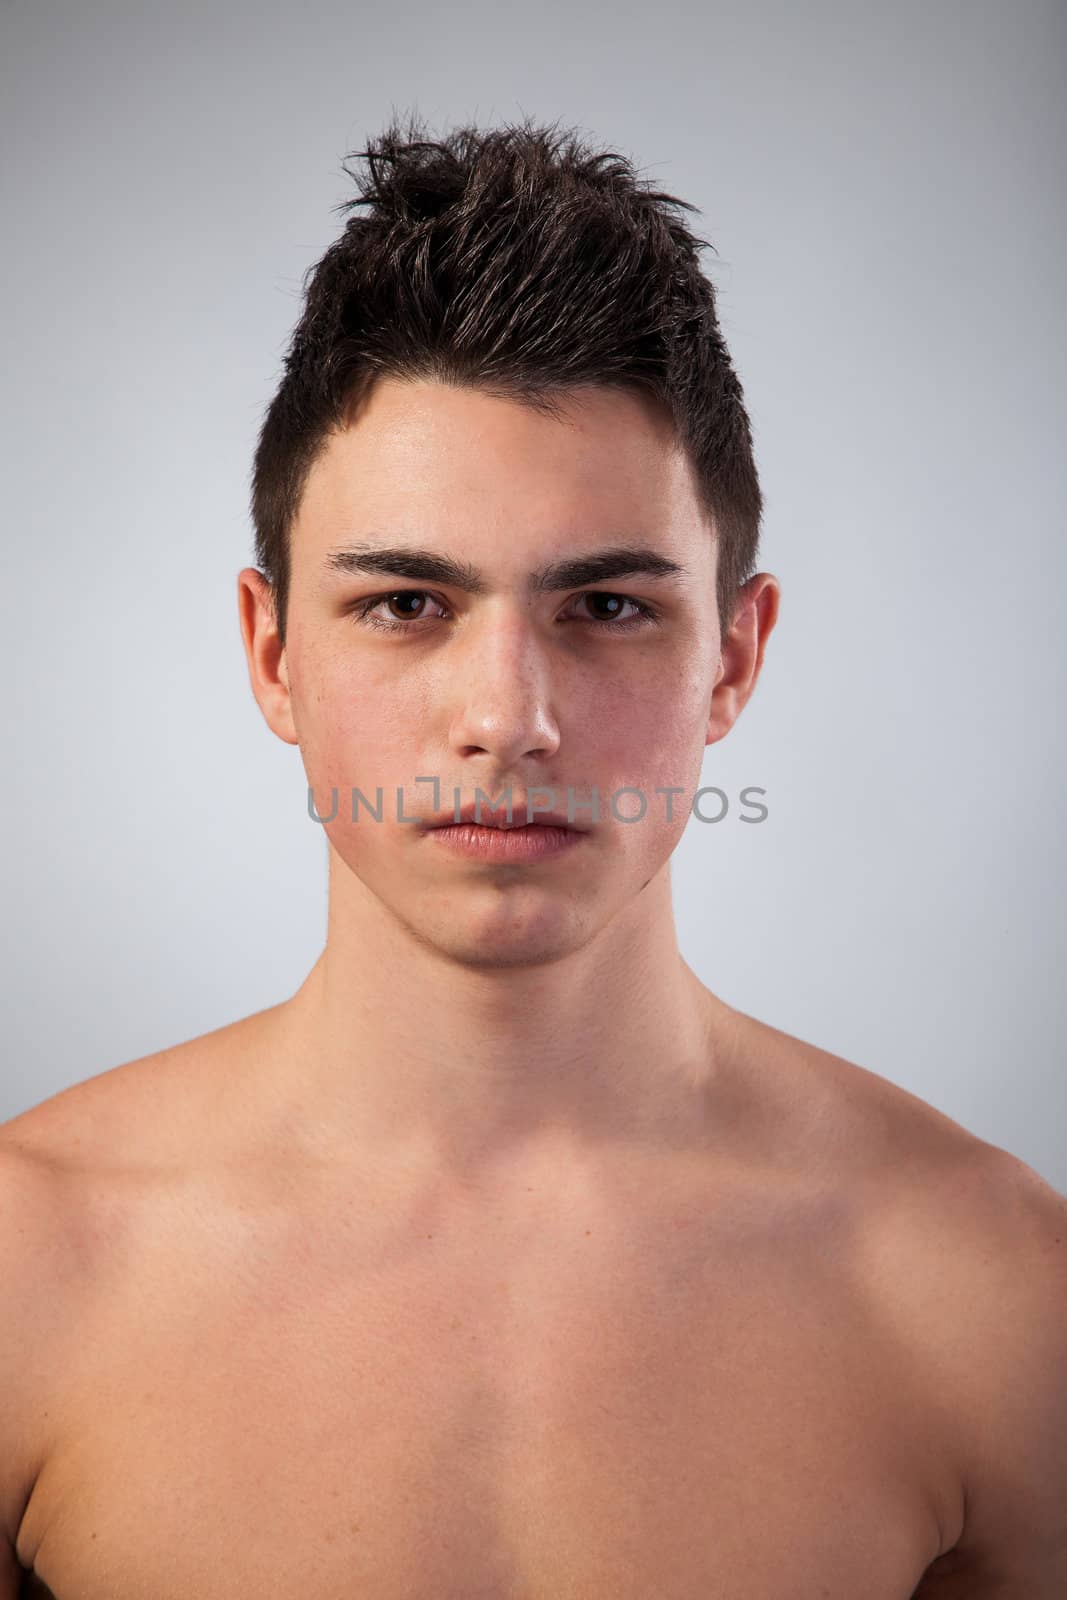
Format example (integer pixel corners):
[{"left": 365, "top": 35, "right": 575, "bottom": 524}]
[
  {"left": 399, "top": 898, "right": 593, "bottom": 972},
  {"left": 438, "top": 939, "right": 580, "bottom": 972}
]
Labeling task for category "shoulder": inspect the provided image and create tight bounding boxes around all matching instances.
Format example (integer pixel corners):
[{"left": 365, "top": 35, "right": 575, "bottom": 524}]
[
  {"left": 720, "top": 1000, "right": 1065, "bottom": 1323},
  {"left": 718, "top": 1003, "right": 1067, "bottom": 1587},
  {"left": 711, "top": 1000, "right": 999, "bottom": 1181},
  {"left": 0, "top": 1129, "right": 88, "bottom": 1558},
  {"left": 0, "top": 1008, "right": 286, "bottom": 1555},
  {"left": 0, "top": 1002, "right": 289, "bottom": 1177},
  {"left": 0, "top": 1075, "right": 167, "bottom": 1572},
  {"left": 901, "top": 1145, "right": 1067, "bottom": 1589}
]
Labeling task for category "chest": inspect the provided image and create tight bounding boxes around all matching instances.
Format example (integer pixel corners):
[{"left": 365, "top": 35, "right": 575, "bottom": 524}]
[{"left": 19, "top": 1190, "right": 943, "bottom": 1598}]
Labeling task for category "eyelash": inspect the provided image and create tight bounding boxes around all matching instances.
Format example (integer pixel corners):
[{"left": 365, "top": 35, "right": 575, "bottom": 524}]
[{"left": 347, "top": 589, "right": 661, "bottom": 635}]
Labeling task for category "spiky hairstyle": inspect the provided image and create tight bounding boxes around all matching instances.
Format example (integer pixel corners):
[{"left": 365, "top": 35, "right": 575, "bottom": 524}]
[{"left": 250, "top": 112, "right": 763, "bottom": 647}]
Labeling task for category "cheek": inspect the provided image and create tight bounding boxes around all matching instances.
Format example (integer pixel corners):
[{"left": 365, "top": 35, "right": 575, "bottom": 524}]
[
  {"left": 290, "top": 633, "right": 713, "bottom": 804},
  {"left": 581, "top": 661, "right": 710, "bottom": 782},
  {"left": 566, "top": 670, "right": 710, "bottom": 857},
  {"left": 291, "top": 644, "right": 427, "bottom": 789}
]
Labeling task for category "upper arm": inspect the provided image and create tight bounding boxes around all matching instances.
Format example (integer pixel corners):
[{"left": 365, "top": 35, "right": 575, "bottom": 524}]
[
  {"left": 0, "top": 1544, "right": 18, "bottom": 1599},
  {"left": 921, "top": 1149, "right": 1067, "bottom": 1595},
  {"left": 0, "top": 1136, "right": 66, "bottom": 1589},
  {"left": 0, "top": 1551, "right": 18, "bottom": 1598}
]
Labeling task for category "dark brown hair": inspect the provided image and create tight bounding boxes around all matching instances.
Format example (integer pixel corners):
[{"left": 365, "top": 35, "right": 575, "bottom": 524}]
[{"left": 250, "top": 112, "right": 763, "bottom": 648}]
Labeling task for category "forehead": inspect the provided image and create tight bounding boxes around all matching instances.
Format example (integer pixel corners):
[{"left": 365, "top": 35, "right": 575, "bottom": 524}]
[{"left": 292, "top": 377, "right": 712, "bottom": 567}]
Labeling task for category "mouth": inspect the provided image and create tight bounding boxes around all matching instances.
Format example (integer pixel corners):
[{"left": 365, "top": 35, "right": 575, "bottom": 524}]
[
  {"left": 423, "top": 809, "right": 587, "bottom": 862},
  {"left": 424, "top": 801, "right": 589, "bottom": 833}
]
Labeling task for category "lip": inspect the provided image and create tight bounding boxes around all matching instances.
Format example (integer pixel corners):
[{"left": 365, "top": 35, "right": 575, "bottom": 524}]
[
  {"left": 424, "top": 800, "right": 591, "bottom": 832},
  {"left": 425, "top": 821, "right": 586, "bottom": 862}
]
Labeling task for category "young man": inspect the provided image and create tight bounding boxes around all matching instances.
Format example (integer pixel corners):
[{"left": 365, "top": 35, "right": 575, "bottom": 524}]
[{"left": 2, "top": 116, "right": 1064, "bottom": 1599}]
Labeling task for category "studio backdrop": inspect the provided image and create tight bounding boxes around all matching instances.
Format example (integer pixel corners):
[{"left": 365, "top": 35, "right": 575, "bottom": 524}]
[{"left": 1, "top": 0, "right": 1064, "bottom": 1188}]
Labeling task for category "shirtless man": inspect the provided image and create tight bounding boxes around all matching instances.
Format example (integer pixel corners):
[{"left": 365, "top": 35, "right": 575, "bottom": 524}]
[{"left": 3, "top": 116, "right": 1065, "bottom": 1599}]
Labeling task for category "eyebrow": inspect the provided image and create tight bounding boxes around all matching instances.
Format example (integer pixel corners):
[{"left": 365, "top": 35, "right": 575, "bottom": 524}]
[{"left": 323, "top": 541, "right": 688, "bottom": 594}]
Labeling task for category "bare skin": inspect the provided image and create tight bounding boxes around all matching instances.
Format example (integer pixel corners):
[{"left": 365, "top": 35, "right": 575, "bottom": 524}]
[
  {"left": 2, "top": 379, "right": 1064, "bottom": 1595},
  {"left": 2, "top": 999, "right": 1065, "bottom": 1598}
]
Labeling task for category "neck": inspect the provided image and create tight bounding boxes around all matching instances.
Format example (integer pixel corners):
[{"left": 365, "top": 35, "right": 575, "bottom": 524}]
[{"left": 266, "top": 848, "right": 728, "bottom": 1186}]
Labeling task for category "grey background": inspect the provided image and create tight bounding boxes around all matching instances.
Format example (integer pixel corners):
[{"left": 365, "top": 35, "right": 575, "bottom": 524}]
[{"left": 2, "top": 0, "right": 1064, "bottom": 1189}]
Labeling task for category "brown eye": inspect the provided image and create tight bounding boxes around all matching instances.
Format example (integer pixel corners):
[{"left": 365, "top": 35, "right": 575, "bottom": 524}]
[
  {"left": 572, "top": 592, "right": 657, "bottom": 628},
  {"left": 584, "top": 593, "right": 629, "bottom": 621},
  {"left": 349, "top": 589, "right": 450, "bottom": 632},
  {"left": 384, "top": 592, "right": 430, "bottom": 620}
]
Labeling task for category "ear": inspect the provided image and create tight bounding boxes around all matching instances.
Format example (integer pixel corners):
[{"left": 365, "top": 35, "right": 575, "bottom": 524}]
[
  {"left": 706, "top": 573, "right": 781, "bottom": 747},
  {"left": 237, "top": 568, "right": 299, "bottom": 746}
]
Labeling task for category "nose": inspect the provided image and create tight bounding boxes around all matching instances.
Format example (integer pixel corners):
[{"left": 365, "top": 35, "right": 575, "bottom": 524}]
[{"left": 445, "top": 605, "right": 561, "bottom": 766}]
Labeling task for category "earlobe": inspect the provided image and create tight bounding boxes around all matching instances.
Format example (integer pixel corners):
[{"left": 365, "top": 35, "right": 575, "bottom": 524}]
[
  {"left": 268, "top": 651, "right": 299, "bottom": 747},
  {"left": 705, "top": 685, "right": 735, "bottom": 748},
  {"left": 704, "top": 655, "right": 728, "bottom": 746},
  {"left": 702, "top": 572, "right": 781, "bottom": 746},
  {"left": 236, "top": 568, "right": 300, "bottom": 747}
]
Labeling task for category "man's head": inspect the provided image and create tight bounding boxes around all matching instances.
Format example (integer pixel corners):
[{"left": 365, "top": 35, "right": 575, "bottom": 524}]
[
  {"left": 239, "top": 115, "right": 778, "bottom": 970},
  {"left": 249, "top": 114, "right": 765, "bottom": 654}
]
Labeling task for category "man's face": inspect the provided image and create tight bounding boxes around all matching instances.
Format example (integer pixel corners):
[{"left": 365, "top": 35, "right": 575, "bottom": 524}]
[{"left": 277, "top": 377, "right": 724, "bottom": 968}]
